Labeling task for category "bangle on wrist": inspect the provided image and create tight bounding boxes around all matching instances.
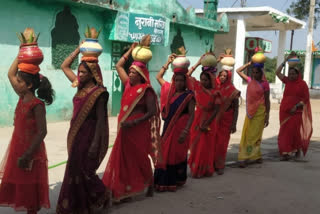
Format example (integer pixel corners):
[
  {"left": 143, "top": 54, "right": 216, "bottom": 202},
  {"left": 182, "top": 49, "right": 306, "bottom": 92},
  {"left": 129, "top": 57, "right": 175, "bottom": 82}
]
[
  {"left": 122, "top": 55, "right": 128, "bottom": 61},
  {"left": 162, "top": 65, "right": 168, "bottom": 70}
]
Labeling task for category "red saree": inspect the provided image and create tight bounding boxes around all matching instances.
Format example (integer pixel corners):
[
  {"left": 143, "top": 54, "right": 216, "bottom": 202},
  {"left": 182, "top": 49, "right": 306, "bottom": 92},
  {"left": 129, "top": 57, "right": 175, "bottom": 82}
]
[
  {"left": 154, "top": 79, "right": 194, "bottom": 191},
  {"left": 56, "top": 86, "right": 109, "bottom": 214},
  {"left": 102, "top": 80, "right": 161, "bottom": 200},
  {"left": 0, "top": 98, "right": 50, "bottom": 212},
  {"left": 278, "top": 76, "right": 312, "bottom": 156},
  {"left": 188, "top": 78, "right": 221, "bottom": 177},
  {"left": 215, "top": 71, "right": 240, "bottom": 169}
]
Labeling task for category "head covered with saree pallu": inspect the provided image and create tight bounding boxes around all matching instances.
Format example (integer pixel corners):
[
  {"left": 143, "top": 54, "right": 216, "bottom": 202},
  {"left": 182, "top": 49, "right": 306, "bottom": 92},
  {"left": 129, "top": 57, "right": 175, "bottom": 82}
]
[
  {"left": 246, "top": 63, "right": 269, "bottom": 119},
  {"left": 217, "top": 69, "right": 240, "bottom": 114},
  {"left": 279, "top": 67, "right": 312, "bottom": 155},
  {"left": 160, "top": 67, "right": 194, "bottom": 120}
]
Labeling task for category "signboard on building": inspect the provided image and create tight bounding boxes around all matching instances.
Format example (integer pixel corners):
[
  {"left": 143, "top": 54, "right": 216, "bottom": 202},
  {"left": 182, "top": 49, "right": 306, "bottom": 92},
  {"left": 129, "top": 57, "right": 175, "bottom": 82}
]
[
  {"left": 110, "top": 11, "right": 170, "bottom": 46},
  {"left": 245, "top": 37, "right": 272, "bottom": 53}
]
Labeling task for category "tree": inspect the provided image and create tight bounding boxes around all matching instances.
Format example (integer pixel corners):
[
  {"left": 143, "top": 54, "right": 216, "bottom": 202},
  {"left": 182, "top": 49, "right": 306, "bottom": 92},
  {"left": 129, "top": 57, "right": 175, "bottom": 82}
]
[
  {"left": 264, "top": 57, "right": 277, "bottom": 83},
  {"left": 286, "top": 0, "right": 320, "bottom": 25}
]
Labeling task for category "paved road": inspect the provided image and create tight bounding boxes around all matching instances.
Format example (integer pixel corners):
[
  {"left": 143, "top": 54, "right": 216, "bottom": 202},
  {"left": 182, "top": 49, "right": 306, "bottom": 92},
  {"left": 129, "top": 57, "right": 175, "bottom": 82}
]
[{"left": 0, "top": 101, "right": 319, "bottom": 214}]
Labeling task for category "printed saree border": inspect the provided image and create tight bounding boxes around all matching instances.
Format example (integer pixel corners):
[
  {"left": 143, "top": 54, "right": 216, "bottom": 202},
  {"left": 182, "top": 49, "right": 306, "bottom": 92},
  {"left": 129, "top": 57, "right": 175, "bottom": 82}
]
[{"left": 67, "top": 87, "right": 106, "bottom": 155}]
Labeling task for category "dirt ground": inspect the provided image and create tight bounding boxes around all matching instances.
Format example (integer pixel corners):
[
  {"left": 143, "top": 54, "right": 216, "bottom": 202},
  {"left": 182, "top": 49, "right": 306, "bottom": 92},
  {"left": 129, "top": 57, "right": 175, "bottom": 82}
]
[{"left": 0, "top": 100, "right": 319, "bottom": 214}]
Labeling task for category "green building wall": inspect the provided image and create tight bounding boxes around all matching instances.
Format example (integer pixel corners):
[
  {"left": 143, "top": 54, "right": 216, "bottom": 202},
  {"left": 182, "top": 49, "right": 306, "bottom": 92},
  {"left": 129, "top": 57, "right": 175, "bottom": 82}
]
[
  {"left": 0, "top": 0, "right": 115, "bottom": 126},
  {"left": 0, "top": 0, "right": 217, "bottom": 126}
]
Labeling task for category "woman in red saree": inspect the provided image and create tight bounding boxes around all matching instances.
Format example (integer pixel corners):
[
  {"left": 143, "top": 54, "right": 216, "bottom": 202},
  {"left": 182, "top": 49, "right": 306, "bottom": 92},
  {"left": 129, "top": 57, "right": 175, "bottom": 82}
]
[
  {"left": 215, "top": 69, "right": 240, "bottom": 174},
  {"left": 186, "top": 57, "right": 221, "bottom": 178},
  {"left": 0, "top": 56, "right": 54, "bottom": 214},
  {"left": 276, "top": 56, "right": 312, "bottom": 160},
  {"left": 102, "top": 43, "right": 161, "bottom": 202},
  {"left": 236, "top": 62, "right": 270, "bottom": 167},
  {"left": 56, "top": 44, "right": 110, "bottom": 214},
  {"left": 154, "top": 54, "right": 195, "bottom": 191}
]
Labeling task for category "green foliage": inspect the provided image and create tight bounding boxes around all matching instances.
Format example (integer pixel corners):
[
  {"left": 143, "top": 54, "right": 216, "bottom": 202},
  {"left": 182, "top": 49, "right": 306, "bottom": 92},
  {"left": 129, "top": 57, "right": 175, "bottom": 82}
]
[
  {"left": 286, "top": 0, "right": 320, "bottom": 26},
  {"left": 52, "top": 44, "right": 78, "bottom": 70},
  {"left": 264, "top": 56, "right": 277, "bottom": 83}
]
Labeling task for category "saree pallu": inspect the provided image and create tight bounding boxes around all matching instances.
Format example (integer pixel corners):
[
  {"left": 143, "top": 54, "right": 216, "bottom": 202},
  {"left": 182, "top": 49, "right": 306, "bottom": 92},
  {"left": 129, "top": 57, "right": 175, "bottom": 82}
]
[
  {"left": 155, "top": 83, "right": 194, "bottom": 191},
  {"left": 238, "top": 105, "right": 266, "bottom": 161},
  {"left": 278, "top": 77, "right": 312, "bottom": 156},
  {"left": 188, "top": 80, "right": 220, "bottom": 178},
  {"left": 188, "top": 109, "right": 216, "bottom": 177},
  {"left": 215, "top": 109, "right": 234, "bottom": 169},
  {"left": 0, "top": 98, "right": 49, "bottom": 212},
  {"left": 102, "top": 113, "right": 153, "bottom": 200},
  {"left": 57, "top": 87, "right": 109, "bottom": 214}
]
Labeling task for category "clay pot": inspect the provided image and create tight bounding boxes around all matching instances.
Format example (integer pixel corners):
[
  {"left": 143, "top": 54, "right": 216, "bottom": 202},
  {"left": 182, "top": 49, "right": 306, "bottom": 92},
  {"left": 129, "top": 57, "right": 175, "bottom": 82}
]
[
  {"left": 18, "top": 43, "right": 43, "bottom": 65},
  {"left": 201, "top": 53, "right": 217, "bottom": 67},
  {"left": 80, "top": 38, "right": 103, "bottom": 57},
  {"left": 172, "top": 55, "right": 190, "bottom": 69},
  {"left": 221, "top": 55, "right": 235, "bottom": 67},
  {"left": 132, "top": 46, "right": 152, "bottom": 63},
  {"left": 252, "top": 51, "right": 266, "bottom": 64},
  {"left": 287, "top": 56, "right": 300, "bottom": 67}
]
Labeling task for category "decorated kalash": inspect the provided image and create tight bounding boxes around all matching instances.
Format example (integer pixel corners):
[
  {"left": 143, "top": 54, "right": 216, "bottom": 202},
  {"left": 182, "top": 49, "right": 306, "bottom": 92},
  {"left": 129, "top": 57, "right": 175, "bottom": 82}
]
[
  {"left": 17, "top": 28, "right": 43, "bottom": 74},
  {"left": 220, "top": 48, "right": 235, "bottom": 71},
  {"left": 130, "top": 34, "right": 153, "bottom": 82},
  {"left": 199, "top": 46, "right": 218, "bottom": 78},
  {"left": 72, "top": 25, "right": 103, "bottom": 87},
  {"left": 251, "top": 46, "right": 267, "bottom": 68}
]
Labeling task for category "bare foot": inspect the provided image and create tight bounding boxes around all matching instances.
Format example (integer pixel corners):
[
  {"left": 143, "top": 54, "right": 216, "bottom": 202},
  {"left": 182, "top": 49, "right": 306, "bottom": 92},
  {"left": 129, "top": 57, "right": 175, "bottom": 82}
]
[
  {"left": 280, "top": 154, "right": 290, "bottom": 161},
  {"left": 256, "top": 158, "right": 263, "bottom": 164},
  {"left": 295, "top": 150, "right": 301, "bottom": 159},
  {"left": 238, "top": 161, "right": 247, "bottom": 168},
  {"left": 217, "top": 168, "right": 224, "bottom": 175},
  {"left": 146, "top": 185, "right": 154, "bottom": 197}
]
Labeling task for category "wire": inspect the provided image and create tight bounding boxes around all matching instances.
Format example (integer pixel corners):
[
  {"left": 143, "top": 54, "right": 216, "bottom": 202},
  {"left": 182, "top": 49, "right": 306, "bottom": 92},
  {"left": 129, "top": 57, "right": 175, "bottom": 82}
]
[
  {"left": 281, "top": 0, "right": 289, "bottom": 10},
  {"left": 231, "top": 0, "right": 239, "bottom": 7}
]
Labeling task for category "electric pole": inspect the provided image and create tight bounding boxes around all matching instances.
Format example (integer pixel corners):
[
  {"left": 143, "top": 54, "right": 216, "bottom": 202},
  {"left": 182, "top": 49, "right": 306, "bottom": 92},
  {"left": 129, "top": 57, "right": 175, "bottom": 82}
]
[
  {"left": 304, "top": 0, "right": 316, "bottom": 87},
  {"left": 240, "top": 0, "right": 247, "bottom": 7}
]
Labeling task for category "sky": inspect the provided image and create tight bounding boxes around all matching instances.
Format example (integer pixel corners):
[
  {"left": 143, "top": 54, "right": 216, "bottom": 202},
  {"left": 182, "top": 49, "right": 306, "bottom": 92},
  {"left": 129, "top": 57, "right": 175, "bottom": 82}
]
[{"left": 177, "top": 0, "right": 320, "bottom": 57}]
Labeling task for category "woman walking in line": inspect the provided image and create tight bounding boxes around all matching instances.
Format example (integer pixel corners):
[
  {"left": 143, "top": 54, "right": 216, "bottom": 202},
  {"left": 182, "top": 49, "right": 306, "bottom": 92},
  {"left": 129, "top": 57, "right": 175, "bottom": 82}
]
[
  {"left": 154, "top": 53, "right": 195, "bottom": 191},
  {"left": 57, "top": 42, "right": 110, "bottom": 214},
  {"left": 236, "top": 61, "right": 270, "bottom": 167},
  {"left": 215, "top": 69, "right": 240, "bottom": 174},
  {"left": 276, "top": 55, "right": 312, "bottom": 161},
  {"left": 187, "top": 55, "right": 221, "bottom": 178},
  {"left": 102, "top": 42, "right": 161, "bottom": 202}
]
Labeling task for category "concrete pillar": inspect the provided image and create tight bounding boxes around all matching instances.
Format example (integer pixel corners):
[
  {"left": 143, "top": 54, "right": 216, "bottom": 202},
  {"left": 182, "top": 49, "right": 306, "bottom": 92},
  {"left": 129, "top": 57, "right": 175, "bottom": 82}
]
[
  {"left": 275, "top": 30, "right": 286, "bottom": 86},
  {"left": 234, "top": 17, "right": 246, "bottom": 90},
  {"left": 304, "top": 0, "right": 316, "bottom": 87}
]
